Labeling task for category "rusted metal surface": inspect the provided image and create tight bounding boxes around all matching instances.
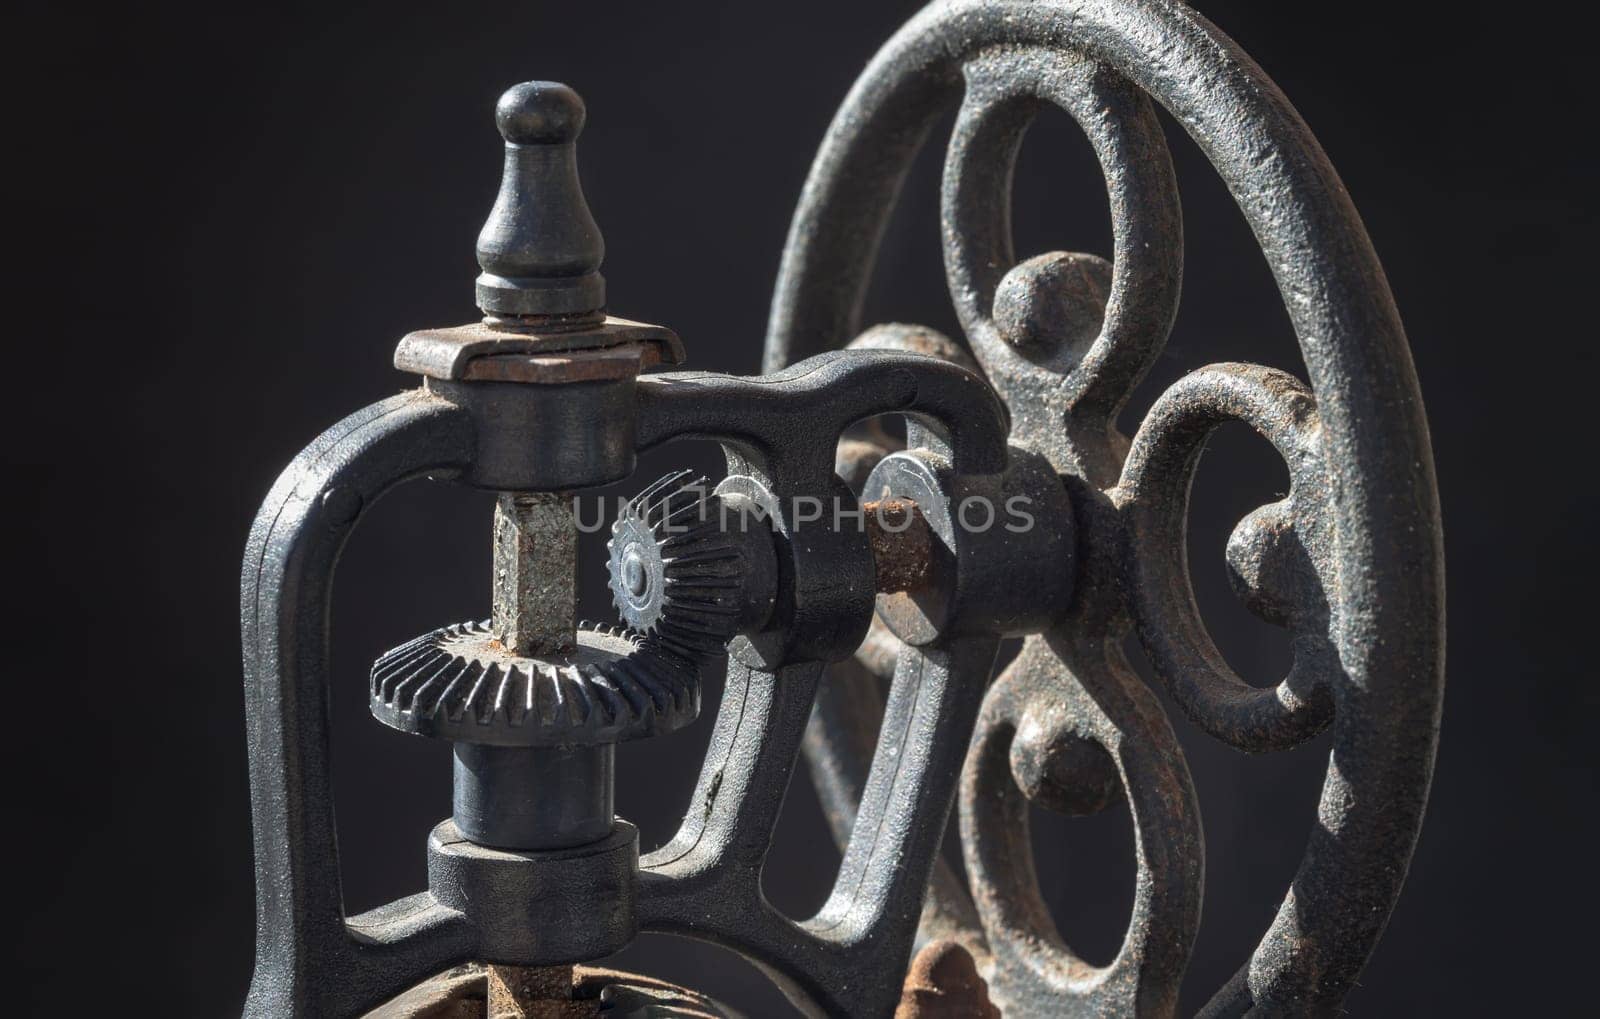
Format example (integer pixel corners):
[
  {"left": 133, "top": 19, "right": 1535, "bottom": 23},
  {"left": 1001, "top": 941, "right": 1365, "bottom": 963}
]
[
  {"left": 462, "top": 346, "right": 652, "bottom": 386},
  {"left": 365, "top": 963, "right": 728, "bottom": 1018},
  {"left": 485, "top": 964, "right": 590, "bottom": 1018},
  {"left": 896, "top": 941, "right": 1000, "bottom": 1018},
  {"left": 492, "top": 492, "right": 577, "bottom": 656},
  {"left": 395, "top": 321, "right": 683, "bottom": 381},
  {"left": 862, "top": 498, "right": 932, "bottom": 593}
]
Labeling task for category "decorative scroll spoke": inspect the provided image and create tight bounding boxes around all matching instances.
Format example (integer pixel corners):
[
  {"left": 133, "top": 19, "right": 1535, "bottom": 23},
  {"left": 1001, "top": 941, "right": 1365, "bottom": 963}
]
[
  {"left": 938, "top": 29, "right": 1208, "bottom": 1019},
  {"left": 1117, "top": 363, "right": 1338, "bottom": 752},
  {"left": 811, "top": 322, "right": 994, "bottom": 958},
  {"left": 960, "top": 632, "right": 1200, "bottom": 1018},
  {"left": 942, "top": 45, "right": 1181, "bottom": 487}
]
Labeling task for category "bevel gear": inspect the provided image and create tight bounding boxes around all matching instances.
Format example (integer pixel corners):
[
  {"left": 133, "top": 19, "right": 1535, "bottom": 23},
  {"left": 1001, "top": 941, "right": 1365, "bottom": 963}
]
[
  {"left": 607, "top": 470, "right": 777, "bottom": 659},
  {"left": 370, "top": 620, "right": 698, "bottom": 746}
]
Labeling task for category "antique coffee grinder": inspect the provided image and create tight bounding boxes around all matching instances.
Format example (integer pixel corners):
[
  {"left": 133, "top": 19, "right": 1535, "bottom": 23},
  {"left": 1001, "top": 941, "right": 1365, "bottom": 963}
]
[{"left": 242, "top": 3, "right": 1444, "bottom": 1016}]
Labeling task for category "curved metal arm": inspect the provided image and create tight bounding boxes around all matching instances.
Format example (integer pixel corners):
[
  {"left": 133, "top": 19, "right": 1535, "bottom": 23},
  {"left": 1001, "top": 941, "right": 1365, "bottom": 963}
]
[
  {"left": 242, "top": 352, "right": 1018, "bottom": 1017},
  {"left": 639, "top": 636, "right": 998, "bottom": 1018},
  {"left": 628, "top": 350, "right": 1019, "bottom": 1015},
  {"left": 636, "top": 348, "right": 1010, "bottom": 479},
  {"left": 242, "top": 392, "right": 477, "bottom": 1017}
]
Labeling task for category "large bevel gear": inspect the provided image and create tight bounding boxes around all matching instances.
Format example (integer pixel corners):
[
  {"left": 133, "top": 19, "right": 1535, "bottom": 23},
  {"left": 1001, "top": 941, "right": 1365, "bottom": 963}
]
[
  {"left": 607, "top": 470, "right": 752, "bottom": 660},
  {"left": 369, "top": 620, "right": 699, "bottom": 746}
]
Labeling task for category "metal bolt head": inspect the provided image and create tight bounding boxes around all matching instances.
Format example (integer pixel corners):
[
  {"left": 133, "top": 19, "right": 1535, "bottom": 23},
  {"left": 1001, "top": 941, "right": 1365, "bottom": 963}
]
[{"left": 620, "top": 547, "right": 650, "bottom": 599}]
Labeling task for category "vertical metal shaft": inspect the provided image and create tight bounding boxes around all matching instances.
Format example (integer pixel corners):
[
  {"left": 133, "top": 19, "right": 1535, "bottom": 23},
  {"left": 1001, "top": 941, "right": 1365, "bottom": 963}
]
[
  {"left": 492, "top": 491, "right": 577, "bottom": 655},
  {"left": 452, "top": 742, "right": 615, "bottom": 850},
  {"left": 486, "top": 963, "right": 580, "bottom": 1018},
  {"left": 477, "top": 491, "right": 608, "bottom": 1007},
  {"left": 455, "top": 490, "right": 613, "bottom": 850}
]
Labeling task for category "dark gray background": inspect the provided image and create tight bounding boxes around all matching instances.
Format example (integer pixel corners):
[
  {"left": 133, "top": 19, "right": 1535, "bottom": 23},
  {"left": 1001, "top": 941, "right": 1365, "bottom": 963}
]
[{"left": 7, "top": 1, "right": 1593, "bottom": 1014}]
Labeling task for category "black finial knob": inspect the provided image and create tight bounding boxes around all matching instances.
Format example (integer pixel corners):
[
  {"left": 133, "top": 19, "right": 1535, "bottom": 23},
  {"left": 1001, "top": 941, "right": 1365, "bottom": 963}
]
[{"left": 475, "top": 82, "right": 605, "bottom": 320}]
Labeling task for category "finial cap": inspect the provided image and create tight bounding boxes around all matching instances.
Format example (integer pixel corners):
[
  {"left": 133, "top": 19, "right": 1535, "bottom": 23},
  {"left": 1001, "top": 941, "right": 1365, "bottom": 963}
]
[
  {"left": 475, "top": 81, "right": 605, "bottom": 319},
  {"left": 495, "top": 81, "right": 585, "bottom": 145}
]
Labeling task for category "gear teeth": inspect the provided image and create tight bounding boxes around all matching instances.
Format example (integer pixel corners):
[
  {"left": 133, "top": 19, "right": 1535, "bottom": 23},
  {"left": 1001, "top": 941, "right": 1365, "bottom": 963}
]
[
  {"left": 608, "top": 471, "right": 757, "bottom": 659},
  {"left": 368, "top": 621, "right": 699, "bottom": 746}
]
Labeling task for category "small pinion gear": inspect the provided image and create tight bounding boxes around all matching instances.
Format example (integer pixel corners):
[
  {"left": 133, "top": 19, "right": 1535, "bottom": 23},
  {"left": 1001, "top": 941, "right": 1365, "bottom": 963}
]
[
  {"left": 607, "top": 471, "right": 749, "bottom": 659},
  {"left": 369, "top": 621, "right": 699, "bottom": 746}
]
